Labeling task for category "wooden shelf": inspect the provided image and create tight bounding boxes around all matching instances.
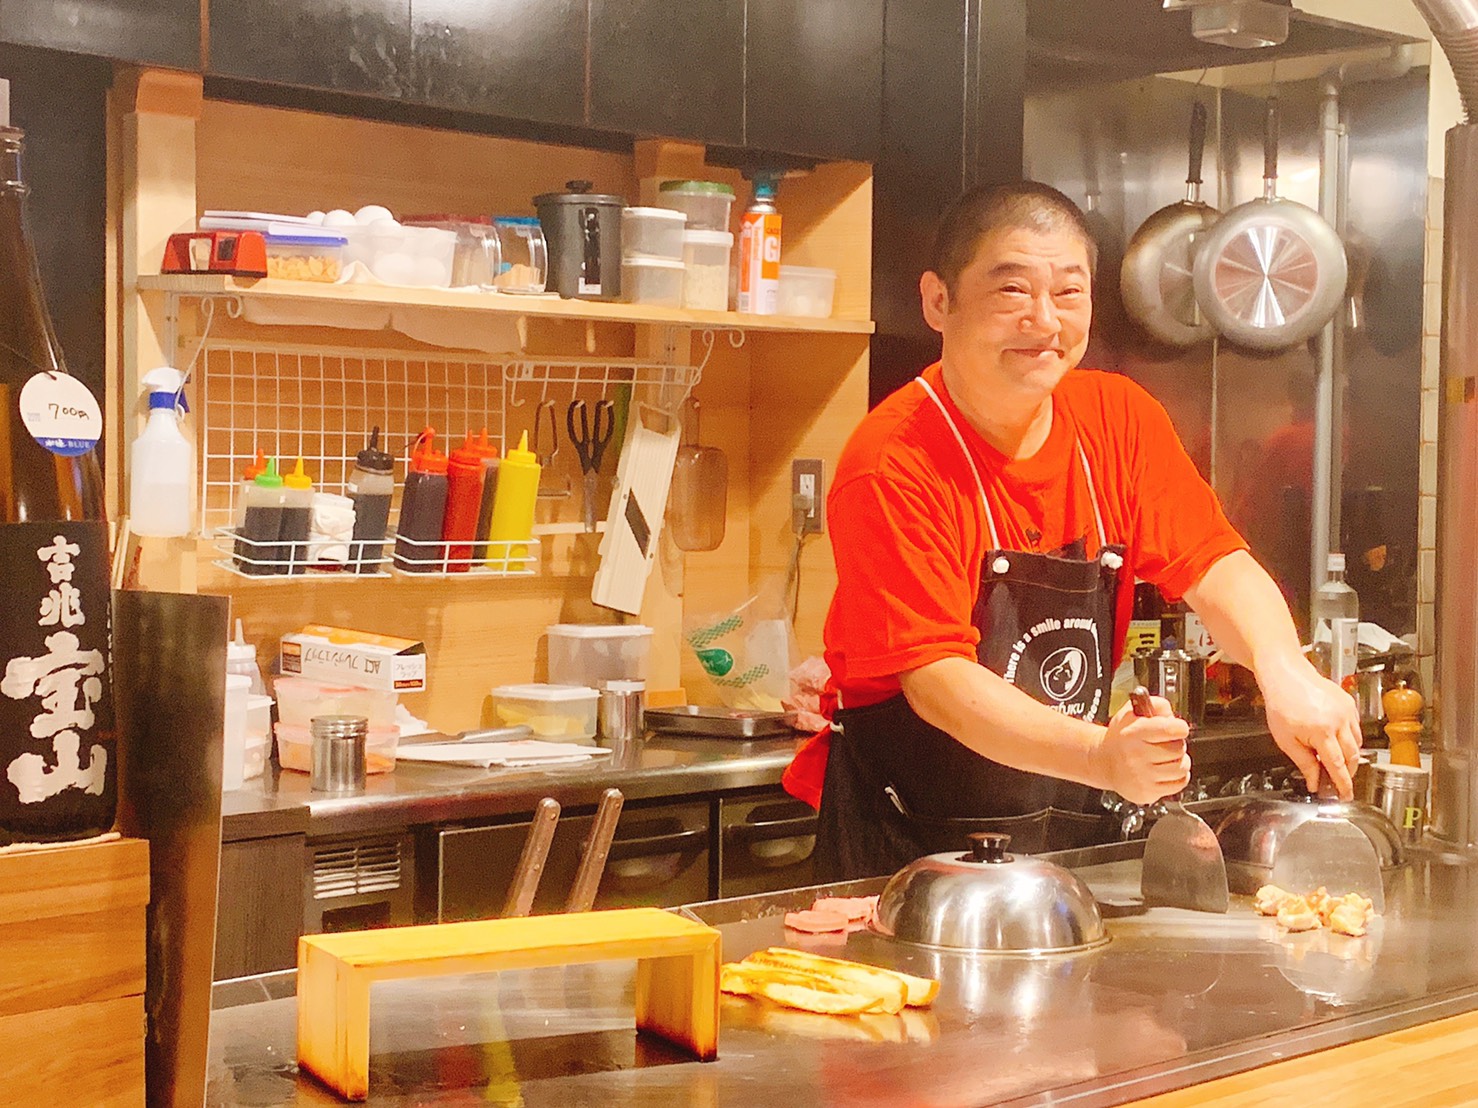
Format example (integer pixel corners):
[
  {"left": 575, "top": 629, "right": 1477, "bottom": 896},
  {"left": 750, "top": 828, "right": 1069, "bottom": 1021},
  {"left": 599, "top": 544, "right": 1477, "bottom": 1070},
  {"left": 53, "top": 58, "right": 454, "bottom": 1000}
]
[{"left": 136, "top": 274, "right": 875, "bottom": 336}]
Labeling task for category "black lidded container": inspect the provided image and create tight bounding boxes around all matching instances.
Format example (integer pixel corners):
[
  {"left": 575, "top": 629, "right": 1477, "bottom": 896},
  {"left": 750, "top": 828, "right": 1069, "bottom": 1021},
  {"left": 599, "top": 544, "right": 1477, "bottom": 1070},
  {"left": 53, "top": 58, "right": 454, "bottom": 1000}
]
[
  {"left": 534, "top": 180, "right": 624, "bottom": 301},
  {"left": 393, "top": 427, "right": 449, "bottom": 573}
]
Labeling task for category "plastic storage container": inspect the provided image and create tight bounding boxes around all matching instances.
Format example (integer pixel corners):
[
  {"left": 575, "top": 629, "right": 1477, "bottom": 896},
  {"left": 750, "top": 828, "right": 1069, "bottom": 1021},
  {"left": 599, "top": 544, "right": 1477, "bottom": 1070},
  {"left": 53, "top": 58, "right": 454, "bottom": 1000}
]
[
  {"left": 491, "top": 683, "right": 599, "bottom": 739},
  {"left": 264, "top": 233, "right": 347, "bottom": 282},
  {"left": 657, "top": 180, "right": 736, "bottom": 232},
  {"left": 777, "top": 264, "right": 837, "bottom": 318},
  {"left": 622, "top": 256, "right": 685, "bottom": 307},
  {"left": 622, "top": 206, "right": 687, "bottom": 260},
  {"left": 548, "top": 624, "right": 655, "bottom": 687},
  {"left": 403, "top": 215, "right": 499, "bottom": 288},
  {"left": 275, "top": 721, "right": 400, "bottom": 774},
  {"left": 244, "top": 693, "right": 273, "bottom": 780},
  {"left": 274, "top": 676, "right": 398, "bottom": 728},
  {"left": 680, "top": 230, "right": 733, "bottom": 311},
  {"left": 491, "top": 216, "right": 548, "bottom": 293}
]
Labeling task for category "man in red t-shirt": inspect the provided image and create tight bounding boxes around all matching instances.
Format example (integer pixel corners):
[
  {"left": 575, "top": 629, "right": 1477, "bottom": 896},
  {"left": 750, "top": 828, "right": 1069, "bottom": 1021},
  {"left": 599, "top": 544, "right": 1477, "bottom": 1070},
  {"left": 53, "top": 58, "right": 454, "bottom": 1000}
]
[{"left": 786, "top": 182, "right": 1362, "bottom": 880}]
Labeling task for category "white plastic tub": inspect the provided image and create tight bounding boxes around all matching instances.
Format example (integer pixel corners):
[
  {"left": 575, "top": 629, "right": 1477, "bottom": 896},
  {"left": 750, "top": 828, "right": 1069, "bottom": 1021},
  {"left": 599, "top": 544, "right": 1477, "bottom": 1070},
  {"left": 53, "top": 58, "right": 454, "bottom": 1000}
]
[
  {"left": 548, "top": 624, "right": 655, "bottom": 687},
  {"left": 274, "top": 676, "right": 398, "bottom": 728},
  {"left": 681, "top": 230, "right": 733, "bottom": 311},
  {"left": 777, "top": 265, "right": 837, "bottom": 318},
  {"left": 244, "top": 693, "right": 273, "bottom": 781},
  {"left": 622, "top": 206, "right": 687, "bottom": 260},
  {"left": 275, "top": 721, "right": 401, "bottom": 774},
  {"left": 622, "top": 256, "right": 685, "bottom": 306},
  {"left": 491, "top": 683, "right": 599, "bottom": 739}
]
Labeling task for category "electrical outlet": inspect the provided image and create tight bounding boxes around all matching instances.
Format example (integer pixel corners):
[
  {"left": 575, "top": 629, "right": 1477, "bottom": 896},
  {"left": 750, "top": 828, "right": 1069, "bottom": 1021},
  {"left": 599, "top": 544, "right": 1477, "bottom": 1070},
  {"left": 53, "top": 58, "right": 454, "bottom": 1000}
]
[{"left": 792, "top": 458, "right": 824, "bottom": 534}]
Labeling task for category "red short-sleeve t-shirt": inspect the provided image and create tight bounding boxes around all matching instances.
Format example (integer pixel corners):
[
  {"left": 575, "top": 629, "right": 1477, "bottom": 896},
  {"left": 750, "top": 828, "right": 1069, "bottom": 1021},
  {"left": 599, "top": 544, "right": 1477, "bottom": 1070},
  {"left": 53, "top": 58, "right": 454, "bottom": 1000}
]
[{"left": 782, "top": 362, "right": 1247, "bottom": 807}]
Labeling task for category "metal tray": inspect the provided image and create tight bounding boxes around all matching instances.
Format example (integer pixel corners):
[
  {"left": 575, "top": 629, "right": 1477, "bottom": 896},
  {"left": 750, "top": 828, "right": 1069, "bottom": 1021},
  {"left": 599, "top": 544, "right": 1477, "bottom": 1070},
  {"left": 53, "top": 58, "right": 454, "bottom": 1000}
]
[{"left": 645, "top": 706, "right": 797, "bottom": 739}]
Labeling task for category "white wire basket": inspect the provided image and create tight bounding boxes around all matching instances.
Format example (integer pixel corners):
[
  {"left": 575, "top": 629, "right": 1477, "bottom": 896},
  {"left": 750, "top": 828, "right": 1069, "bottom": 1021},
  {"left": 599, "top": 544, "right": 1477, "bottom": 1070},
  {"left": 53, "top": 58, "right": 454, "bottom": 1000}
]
[{"left": 212, "top": 527, "right": 537, "bottom": 580}]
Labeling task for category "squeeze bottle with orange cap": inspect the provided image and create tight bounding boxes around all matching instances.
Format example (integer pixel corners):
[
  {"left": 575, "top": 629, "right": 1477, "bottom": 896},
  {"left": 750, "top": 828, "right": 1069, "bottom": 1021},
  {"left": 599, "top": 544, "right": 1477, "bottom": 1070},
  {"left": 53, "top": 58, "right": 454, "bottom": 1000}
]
[
  {"left": 394, "top": 427, "right": 449, "bottom": 573},
  {"left": 281, "top": 457, "right": 315, "bottom": 575},
  {"left": 486, "top": 430, "right": 540, "bottom": 567}
]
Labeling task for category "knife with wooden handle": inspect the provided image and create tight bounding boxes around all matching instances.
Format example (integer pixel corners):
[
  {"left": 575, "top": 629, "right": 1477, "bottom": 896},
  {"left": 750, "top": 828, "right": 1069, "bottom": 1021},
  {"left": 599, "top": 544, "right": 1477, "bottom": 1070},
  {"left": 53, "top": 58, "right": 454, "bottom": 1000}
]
[
  {"left": 565, "top": 788, "right": 624, "bottom": 914},
  {"left": 502, "top": 797, "right": 561, "bottom": 918}
]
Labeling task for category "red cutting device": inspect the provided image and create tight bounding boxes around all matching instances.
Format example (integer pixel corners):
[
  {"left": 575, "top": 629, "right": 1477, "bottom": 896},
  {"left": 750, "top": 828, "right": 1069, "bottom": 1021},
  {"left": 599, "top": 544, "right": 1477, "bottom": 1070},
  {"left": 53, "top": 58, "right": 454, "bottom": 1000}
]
[{"left": 161, "top": 230, "right": 268, "bottom": 277}]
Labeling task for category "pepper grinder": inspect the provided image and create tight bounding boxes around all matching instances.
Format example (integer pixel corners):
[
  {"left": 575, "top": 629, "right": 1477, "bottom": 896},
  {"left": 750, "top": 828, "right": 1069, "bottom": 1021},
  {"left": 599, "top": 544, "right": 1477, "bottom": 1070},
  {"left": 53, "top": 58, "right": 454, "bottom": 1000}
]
[{"left": 1382, "top": 679, "right": 1423, "bottom": 768}]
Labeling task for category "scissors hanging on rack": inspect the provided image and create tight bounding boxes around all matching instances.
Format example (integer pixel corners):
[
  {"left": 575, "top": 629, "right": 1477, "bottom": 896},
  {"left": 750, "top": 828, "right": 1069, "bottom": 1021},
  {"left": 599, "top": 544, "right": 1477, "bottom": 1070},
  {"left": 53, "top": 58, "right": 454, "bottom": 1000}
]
[{"left": 567, "top": 398, "right": 615, "bottom": 532}]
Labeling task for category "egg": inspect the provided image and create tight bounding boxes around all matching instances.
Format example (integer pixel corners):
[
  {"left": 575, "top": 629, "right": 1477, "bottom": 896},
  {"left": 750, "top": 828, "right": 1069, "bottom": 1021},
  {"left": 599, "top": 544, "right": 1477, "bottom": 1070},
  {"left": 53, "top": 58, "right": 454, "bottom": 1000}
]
[
  {"left": 306, "top": 210, "right": 326, "bottom": 225},
  {"left": 322, "top": 209, "right": 357, "bottom": 228},
  {"left": 355, "top": 204, "right": 395, "bottom": 226}
]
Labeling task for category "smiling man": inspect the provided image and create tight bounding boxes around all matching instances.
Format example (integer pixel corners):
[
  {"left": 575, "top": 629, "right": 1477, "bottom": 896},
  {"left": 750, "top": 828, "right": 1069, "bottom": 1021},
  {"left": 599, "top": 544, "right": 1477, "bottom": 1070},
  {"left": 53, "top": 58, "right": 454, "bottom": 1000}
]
[{"left": 784, "top": 181, "right": 1363, "bottom": 880}]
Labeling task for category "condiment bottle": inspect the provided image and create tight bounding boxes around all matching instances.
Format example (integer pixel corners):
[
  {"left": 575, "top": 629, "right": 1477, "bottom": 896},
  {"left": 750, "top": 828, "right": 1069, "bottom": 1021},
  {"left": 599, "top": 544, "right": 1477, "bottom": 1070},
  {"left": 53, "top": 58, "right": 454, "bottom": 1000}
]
[
  {"left": 281, "top": 457, "right": 315, "bottom": 575},
  {"left": 0, "top": 110, "right": 118, "bottom": 842},
  {"left": 441, "top": 431, "right": 488, "bottom": 573},
  {"left": 469, "top": 427, "right": 502, "bottom": 563},
  {"left": 232, "top": 449, "right": 267, "bottom": 533},
  {"left": 486, "top": 430, "right": 540, "bottom": 568},
  {"left": 234, "top": 458, "right": 284, "bottom": 575},
  {"left": 1383, "top": 679, "right": 1424, "bottom": 768},
  {"left": 394, "top": 427, "right": 449, "bottom": 573},
  {"left": 346, "top": 426, "right": 393, "bottom": 574},
  {"left": 226, "top": 618, "right": 267, "bottom": 696}
]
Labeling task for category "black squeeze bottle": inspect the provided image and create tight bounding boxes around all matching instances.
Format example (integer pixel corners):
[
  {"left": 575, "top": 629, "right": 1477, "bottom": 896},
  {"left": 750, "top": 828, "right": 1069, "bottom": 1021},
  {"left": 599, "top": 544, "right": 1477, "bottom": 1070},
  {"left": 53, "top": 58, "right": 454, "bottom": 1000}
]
[
  {"left": 392, "top": 428, "right": 449, "bottom": 572},
  {"left": 0, "top": 122, "right": 116, "bottom": 843},
  {"left": 346, "top": 426, "right": 393, "bottom": 573}
]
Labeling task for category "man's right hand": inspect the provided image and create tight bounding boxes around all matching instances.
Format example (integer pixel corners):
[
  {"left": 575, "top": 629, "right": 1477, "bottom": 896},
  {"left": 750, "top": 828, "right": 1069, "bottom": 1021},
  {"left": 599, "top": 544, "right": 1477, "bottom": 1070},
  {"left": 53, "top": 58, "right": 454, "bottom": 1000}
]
[{"left": 1094, "top": 694, "right": 1190, "bottom": 805}]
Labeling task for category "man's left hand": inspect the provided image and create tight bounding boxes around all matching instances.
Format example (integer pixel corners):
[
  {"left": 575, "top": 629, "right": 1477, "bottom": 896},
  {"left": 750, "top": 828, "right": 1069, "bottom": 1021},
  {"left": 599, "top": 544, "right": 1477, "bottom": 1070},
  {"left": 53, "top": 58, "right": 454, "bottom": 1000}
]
[{"left": 1259, "top": 659, "right": 1363, "bottom": 799}]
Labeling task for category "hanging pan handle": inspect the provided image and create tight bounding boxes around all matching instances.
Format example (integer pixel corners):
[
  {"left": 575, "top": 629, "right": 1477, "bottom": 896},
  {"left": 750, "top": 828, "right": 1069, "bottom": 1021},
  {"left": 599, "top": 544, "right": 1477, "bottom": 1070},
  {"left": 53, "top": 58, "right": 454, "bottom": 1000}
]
[
  {"left": 1263, "top": 97, "right": 1280, "bottom": 190},
  {"left": 1187, "top": 101, "right": 1208, "bottom": 187}
]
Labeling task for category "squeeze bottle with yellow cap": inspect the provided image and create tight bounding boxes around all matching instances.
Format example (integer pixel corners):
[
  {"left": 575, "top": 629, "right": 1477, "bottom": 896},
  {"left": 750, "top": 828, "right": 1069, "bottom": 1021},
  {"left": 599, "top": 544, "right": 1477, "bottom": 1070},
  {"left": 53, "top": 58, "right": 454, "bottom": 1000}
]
[
  {"left": 486, "top": 430, "right": 540, "bottom": 567},
  {"left": 281, "top": 457, "right": 315, "bottom": 575}
]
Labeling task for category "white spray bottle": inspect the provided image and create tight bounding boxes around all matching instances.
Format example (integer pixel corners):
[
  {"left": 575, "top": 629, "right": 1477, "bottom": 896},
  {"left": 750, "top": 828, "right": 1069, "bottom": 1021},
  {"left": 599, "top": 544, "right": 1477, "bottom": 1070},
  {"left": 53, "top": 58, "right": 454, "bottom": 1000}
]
[{"left": 129, "top": 366, "right": 193, "bottom": 537}]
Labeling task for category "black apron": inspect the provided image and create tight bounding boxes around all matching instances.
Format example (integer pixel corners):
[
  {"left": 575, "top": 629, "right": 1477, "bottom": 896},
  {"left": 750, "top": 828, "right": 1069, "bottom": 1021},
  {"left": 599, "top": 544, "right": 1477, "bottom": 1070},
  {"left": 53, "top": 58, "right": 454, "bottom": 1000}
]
[{"left": 815, "top": 375, "right": 1127, "bottom": 880}]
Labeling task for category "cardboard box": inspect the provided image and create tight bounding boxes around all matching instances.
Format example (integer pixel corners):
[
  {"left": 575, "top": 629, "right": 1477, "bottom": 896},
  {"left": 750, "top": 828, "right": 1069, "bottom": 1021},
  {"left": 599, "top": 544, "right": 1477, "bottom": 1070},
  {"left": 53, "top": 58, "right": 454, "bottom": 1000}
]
[{"left": 280, "top": 625, "right": 427, "bottom": 692}]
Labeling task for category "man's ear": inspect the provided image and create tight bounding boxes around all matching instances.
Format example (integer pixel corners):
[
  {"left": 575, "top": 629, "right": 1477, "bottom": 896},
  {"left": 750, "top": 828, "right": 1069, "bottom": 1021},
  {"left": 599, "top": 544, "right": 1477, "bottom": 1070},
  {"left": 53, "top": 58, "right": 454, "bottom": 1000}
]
[{"left": 920, "top": 270, "right": 950, "bottom": 333}]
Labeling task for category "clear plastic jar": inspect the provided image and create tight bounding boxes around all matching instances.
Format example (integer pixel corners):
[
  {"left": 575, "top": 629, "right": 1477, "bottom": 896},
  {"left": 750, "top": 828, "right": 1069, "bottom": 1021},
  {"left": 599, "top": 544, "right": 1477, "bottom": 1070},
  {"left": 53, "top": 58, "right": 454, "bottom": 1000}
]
[
  {"left": 491, "top": 216, "right": 548, "bottom": 293},
  {"left": 657, "top": 180, "right": 736, "bottom": 232},
  {"left": 681, "top": 230, "right": 733, "bottom": 311}
]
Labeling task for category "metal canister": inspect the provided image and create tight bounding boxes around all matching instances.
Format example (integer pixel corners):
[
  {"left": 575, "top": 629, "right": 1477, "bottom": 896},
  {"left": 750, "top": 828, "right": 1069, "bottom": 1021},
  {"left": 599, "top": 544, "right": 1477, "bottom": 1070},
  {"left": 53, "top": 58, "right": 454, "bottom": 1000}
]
[
  {"left": 598, "top": 680, "right": 646, "bottom": 742},
  {"left": 310, "top": 715, "right": 368, "bottom": 794},
  {"left": 1371, "top": 761, "right": 1430, "bottom": 846},
  {"left": 1133, "top": 646, "right": 1207, "bottom": 729}
]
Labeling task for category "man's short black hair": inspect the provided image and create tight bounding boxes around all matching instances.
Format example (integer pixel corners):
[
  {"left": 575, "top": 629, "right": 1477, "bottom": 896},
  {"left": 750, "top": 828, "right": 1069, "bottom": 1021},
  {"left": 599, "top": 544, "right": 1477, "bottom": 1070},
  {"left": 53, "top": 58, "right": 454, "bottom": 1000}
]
[{"left": 927, "top": 181, "right": 1098, "bottom": 295}]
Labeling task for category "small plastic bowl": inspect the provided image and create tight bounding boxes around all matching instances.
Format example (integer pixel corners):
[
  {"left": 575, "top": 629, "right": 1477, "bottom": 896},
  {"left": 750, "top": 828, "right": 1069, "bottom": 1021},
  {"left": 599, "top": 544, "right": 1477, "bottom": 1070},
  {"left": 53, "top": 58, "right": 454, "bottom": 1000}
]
[{"left": 777, "top": 265, "right": 837, "bottom": 318}]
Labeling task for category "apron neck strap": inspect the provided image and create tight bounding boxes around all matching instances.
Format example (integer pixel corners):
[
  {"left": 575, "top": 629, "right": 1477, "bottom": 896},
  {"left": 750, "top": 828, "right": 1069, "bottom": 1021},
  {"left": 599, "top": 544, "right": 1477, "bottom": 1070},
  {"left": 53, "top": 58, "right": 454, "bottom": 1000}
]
[{"left": 915, "top": 375, "right": 1110, "bottom": 553}]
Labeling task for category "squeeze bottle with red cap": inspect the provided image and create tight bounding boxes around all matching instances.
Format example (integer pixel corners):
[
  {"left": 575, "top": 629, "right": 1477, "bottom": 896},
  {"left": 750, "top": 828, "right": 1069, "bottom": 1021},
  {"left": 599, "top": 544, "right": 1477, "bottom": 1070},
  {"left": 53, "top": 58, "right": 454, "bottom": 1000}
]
[
  {"left": 393, "top": 428, "right": 449, "bottom": 573},
  {"left": 441, "top": 431, "right": 487, "bottom": 572},
  {"left": 486, "top": 430, "right": 540, "bottom": 568}
]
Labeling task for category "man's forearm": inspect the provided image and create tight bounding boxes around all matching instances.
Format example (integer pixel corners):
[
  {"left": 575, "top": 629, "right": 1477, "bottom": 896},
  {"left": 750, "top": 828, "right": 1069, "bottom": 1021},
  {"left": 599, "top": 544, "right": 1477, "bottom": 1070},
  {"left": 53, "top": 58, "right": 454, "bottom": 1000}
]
[
  {"left": 1183, "top": 550, "right": 1308, "bottom": 676},
  {"left": 899, "top": 657, "right": 1106, "bottom": 788}
]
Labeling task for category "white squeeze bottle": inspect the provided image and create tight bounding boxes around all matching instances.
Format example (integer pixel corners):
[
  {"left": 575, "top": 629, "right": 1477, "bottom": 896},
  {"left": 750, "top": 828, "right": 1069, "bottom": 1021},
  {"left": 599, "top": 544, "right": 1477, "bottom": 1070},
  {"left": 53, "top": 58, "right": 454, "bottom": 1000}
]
[
  {"left": 1313, "top": 552, "right": 1360, "bottom": 684},
  {"left": 129, "top": 366, "right": 192, "bottom": 537}
]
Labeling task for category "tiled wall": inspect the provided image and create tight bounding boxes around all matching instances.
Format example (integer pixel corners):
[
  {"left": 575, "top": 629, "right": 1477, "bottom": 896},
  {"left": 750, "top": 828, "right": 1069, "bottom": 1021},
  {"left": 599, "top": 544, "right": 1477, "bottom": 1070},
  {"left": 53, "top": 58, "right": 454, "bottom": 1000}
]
[{"left": 1418, "top": 175, "right": 1444, "bottom": 703}]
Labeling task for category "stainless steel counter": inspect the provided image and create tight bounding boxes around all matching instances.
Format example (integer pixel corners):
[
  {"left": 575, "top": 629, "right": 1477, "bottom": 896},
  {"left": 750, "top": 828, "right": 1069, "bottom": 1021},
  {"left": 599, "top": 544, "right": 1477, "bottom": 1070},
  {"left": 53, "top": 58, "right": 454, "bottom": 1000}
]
[
  {"left": 222, "top": 719, "right": 1279, "bottom": 843},
  {"left": 204, "top": 838, "right": 1478, "bottom": 1107},
  {"left": 222, "top": 733, "right": 803, "bottom": 841}
]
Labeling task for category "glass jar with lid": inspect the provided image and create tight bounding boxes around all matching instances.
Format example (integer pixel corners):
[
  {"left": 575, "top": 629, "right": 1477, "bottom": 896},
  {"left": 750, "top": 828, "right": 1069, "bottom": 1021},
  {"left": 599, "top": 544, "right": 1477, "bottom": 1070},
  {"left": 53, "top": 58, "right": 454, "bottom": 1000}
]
[{"left": 490, "top": 216, "right": 548, "bottom": 293}]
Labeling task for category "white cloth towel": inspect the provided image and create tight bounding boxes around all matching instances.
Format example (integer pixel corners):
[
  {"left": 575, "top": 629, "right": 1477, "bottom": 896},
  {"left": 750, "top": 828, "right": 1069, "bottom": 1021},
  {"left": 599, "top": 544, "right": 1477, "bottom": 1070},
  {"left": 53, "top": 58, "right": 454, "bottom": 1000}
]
[{"left": 308, "top": 493, "right": 355, "bottom": 566}]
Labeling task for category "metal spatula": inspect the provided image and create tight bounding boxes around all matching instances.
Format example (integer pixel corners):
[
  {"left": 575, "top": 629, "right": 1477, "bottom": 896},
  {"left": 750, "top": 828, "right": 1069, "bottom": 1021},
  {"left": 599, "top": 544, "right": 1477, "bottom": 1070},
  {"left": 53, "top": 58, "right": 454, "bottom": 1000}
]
[
  {"left": 1270, "top": 781, "right": 1385, "bottom": 912},
  {"left": 1136, "top": 688, "right": 1230, "bottom": 913}
]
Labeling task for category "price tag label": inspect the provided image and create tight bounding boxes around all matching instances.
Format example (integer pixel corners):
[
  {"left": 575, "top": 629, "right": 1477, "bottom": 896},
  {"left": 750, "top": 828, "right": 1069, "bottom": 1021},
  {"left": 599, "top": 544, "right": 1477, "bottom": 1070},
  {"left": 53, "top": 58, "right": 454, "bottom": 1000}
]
[{"left": 18, "top": 371, "right": 101, "bottom": 457}]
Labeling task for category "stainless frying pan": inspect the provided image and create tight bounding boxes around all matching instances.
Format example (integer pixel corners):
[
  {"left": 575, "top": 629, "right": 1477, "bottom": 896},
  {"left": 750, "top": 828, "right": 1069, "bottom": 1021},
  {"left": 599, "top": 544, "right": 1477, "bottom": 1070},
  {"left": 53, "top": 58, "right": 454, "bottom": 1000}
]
[
  {"left": 1120, "top": 101, "right": 1219, "bottom": 347},
  {"left": 1192, "top": 97, "right": 1348, "bottom": 352}
]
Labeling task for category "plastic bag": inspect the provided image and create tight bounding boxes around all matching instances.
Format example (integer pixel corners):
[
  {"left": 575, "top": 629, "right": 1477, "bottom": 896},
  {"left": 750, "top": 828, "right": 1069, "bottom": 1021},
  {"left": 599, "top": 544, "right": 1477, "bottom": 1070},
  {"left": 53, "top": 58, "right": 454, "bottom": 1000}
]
[{"left": 684, "top": 579, "right": 797, "bottom": 711}]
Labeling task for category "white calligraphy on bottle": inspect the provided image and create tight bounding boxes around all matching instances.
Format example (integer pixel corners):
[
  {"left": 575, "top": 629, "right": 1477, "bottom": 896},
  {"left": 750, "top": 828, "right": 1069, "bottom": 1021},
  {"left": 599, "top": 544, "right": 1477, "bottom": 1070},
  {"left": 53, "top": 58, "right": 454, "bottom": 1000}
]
[{"left": 1, "top": 535, "right": 107, "bottom": 803}]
